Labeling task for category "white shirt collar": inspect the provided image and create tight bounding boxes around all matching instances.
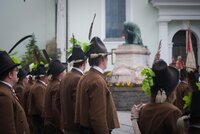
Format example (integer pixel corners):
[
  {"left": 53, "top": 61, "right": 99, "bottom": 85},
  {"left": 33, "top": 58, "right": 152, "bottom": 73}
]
[
  {"left": 92, "top": 66, "right": 104, "bottom": 74},
  {"left": 0, "top": 80, "right": 15, "bottom": 93},
  {"left": 73, "top": 67, "right": 84, "bottom": 75},
  {"left": 181, "top": 80, "right": 188, "bottom": 84},
  {"left": 39, "top": 80, "right": 47, "bottom": 87}
]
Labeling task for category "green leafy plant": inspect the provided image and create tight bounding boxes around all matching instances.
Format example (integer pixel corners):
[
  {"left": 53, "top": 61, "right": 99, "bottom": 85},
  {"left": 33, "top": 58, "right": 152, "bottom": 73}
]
[
  {"left": 0, "top": 49, "right": 20, "bottom": 64},
  {"left": 183, "top": 93, "right": 192, "bottom": 110},
  {"left": 67, "top": 37, "right": 90, "bottom": 58},
  {"left": 141, "top": 68, "right": 155, "bottom": 96},
  {"left": 183, "top": 82, "right": 200, "bottom": 110},
  {"left": 9, "top": 51, "right": 20, "bottom": 64},
  {"left": 21, "top": 34, "right": 45, "bottom": 71},
  {"left": 196, "top": 83, "right": 200, "bottom": 90}
]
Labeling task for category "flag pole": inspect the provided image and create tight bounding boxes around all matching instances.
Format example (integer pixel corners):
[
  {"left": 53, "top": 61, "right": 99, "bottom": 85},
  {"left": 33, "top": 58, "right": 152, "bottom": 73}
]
[{"left": 185, "top": 22, "right": 196, "bottom": 71}]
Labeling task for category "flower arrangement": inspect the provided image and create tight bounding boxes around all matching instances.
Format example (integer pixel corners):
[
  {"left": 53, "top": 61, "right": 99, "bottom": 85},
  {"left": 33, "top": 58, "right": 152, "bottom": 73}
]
[
  {"left": 107, "top": 82, "right": 134, "bottom": 87},
  {"left": 105, "top": 71, "right": 134, "bottom": 87}
]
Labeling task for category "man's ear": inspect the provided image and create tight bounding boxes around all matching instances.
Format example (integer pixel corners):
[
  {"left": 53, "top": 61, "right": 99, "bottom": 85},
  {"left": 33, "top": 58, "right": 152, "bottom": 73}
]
[{"left": 8, "top": 71, "right": 13, "bottom": 79}]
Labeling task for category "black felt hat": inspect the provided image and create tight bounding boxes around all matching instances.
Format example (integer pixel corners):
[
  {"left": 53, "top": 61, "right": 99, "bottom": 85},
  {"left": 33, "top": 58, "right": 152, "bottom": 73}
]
[
  {"left": 48, "top": 60, "right": 66, "bottom": 76},
  {"left": 151, "top": 60, "right": 179, "bottom": 96},
  {"left": 35, "top": 64, "right": 48, "bottom": 77},
  {"left": 68, "top": 45, "right": 87, "bottom": 64},
  {"left": 0, "top": 51, "right": 20, "bottom": 75},
  {"left": 17, "top": 69, "right": 27, "bottom": 80},
  {"left": 86, "top": 37, "right": 111, "bottom": 58}
]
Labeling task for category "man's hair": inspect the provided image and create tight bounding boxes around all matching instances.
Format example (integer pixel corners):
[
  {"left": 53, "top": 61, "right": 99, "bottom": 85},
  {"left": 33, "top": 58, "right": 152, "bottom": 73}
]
[
  {"left": 0, "top": 68, "right": 15, "bottom": 81},
  {"left": 0, "top": 72, "right": 9, "bottom": 81},
  {"left": 88, "top": 56, "right": 102, "bottom": 66},
  {"left": 88, "top": 55, "right": 107, "bottom": 66},
  {"left": 73, "top": 60, "right": 86, "bottom": 68}
]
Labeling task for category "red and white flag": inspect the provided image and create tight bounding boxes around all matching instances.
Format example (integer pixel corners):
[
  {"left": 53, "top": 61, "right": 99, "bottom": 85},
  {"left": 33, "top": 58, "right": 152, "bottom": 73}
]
[{"left": 186, "top": 29, "right": 196, "bottom": 71}]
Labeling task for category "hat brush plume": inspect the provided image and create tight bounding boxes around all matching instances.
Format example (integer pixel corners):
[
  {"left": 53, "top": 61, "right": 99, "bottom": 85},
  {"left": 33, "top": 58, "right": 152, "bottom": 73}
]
[
  {"left": 88, "top": 13, "right": 96, "bottom": 40},
  {"left": 152, "top": 40, "right": 162, "bottom": 66},
  {"left": 42, "top": 49, "right": 51, "bottom": 64},
  {"left": 8, "top": 35, "right": 33, "bottom": 54},
  {"left": 33, "top": 49, "right": 40, "bottom": 65},
  {"left": 72, "top": 33, "right": 76, "bottom": 46}
]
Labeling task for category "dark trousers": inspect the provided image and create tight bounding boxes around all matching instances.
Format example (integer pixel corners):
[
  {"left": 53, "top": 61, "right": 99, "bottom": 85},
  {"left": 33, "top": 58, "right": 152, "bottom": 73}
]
[
  {"left": 80, "top": 126, "right": 112, "bottom": 134},
  {"left": 44, "top": 120, "right": 63, "bottom": 134},
  {"left": 31, "top": 115, "right": 45, "bottom": 134}
]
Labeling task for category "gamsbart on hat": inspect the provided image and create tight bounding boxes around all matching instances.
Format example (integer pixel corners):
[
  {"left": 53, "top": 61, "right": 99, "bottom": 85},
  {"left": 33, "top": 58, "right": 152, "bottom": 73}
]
[{"left": 86, "top": 36, "right": 111, "bottom": 58}]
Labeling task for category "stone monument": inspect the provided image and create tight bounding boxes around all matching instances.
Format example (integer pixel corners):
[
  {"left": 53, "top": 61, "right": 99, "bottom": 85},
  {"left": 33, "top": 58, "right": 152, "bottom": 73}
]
[{"left": 109, "top": 21, "right": 150, "bottom": 84}]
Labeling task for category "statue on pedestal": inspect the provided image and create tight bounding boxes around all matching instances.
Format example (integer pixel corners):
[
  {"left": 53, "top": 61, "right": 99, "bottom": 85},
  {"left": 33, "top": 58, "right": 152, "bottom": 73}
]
[
  {"left": 109, "top": 21, "right": 150, "bottom": 85},
  {"left": 124, "top": 21, "right": 143, "bottom": 45}
]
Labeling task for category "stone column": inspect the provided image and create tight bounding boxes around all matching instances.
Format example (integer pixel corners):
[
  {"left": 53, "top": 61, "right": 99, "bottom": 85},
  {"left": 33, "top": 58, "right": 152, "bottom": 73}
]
[
  {"left": 169, "top": 42, "right": 173, "bottom": 63},
  {"left": 159, "top": 21, "right": 169, "bottom": 64},
  {"left": 56, "top": 0, "right": 66, "bottom": 63}
]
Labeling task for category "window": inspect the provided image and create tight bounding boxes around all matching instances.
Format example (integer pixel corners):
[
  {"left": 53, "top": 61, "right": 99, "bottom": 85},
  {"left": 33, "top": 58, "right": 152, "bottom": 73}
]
[{"left": 105, "top": 0, "right": 126, "bottom": 40}]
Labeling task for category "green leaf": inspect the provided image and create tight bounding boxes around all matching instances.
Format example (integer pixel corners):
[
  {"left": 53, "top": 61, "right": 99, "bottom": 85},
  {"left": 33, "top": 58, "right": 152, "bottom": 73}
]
[
  {"left": 141, "top": 68, "right": 155, "bottom": 96},
  {"left": 183, "top": 93, "right": 192, "bottom": 110},
  {"left": 66, "top": 47, "right": 73, "bottom": 58},
  {"left": 11, "top": 57, "right": 20, "bottom": 64},
  {"left": 31, "top": 63, "right": 37, "bottom": 71},
  {"left": 82, "top": 43, "right": 90, "bottom": 53},
  {"left": 67, "top": 36, "right": 90, "bottom": 57},
  {"left": 9, "top": 52, "right": 20, "bottom": 64},
  {"left": 196, "top": 82, "right": 200, "bottom": 91}
]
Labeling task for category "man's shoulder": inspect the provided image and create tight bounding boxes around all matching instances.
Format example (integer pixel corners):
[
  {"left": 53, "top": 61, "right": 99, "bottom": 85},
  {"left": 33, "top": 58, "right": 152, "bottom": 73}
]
[{"left": 0, "top": 87, "right": 14, "bottom": 103}]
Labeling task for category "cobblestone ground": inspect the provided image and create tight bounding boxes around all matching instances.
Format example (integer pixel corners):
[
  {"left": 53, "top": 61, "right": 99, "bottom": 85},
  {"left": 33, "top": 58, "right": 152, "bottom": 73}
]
[{"left": 112, "top": 111, "right": 134, "bottom": 134}]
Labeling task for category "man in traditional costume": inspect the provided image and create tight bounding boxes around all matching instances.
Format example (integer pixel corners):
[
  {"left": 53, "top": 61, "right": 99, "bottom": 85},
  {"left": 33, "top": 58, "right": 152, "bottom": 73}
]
[
  {"left": 138, "top": 60, "right": 183, "bottom": 134},
  {"left": 28, "top": 64, "right": 48, "bottom": 134},
  {"left": 0, "top": 51, "right": 30, "bottom": 134},
  {"left": 75, "top": 37, "right": 120, "bottom": 134},
  {"left": 60, "top": 45, "right": 87, "bottom": 134},
  {"left": 44, "top": 59, "right": 66, "bottom": 134}
]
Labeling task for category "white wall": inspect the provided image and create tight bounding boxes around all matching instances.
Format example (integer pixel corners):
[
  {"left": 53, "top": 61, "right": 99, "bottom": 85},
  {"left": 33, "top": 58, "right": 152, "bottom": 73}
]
[
  {"left": 68, "top": 0, "right": 102, "bottom": 42},
  {"left": 0, "top": 0, "right": 55, "bottom": 58},
  {"left": 132, "top": 0, "right": 158, "bottom": 66}
]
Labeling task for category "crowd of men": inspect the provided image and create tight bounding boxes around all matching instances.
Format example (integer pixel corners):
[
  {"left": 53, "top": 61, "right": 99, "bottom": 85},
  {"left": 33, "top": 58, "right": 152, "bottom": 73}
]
[
  {"left": 1, "top": 34, "right": 200, "bottom": 134},
  {"left": 131, "top": 59, "right": 200, "bottom": 134},
  {"left": 0, "top": 36, "right": 119, "bottom": 134}
]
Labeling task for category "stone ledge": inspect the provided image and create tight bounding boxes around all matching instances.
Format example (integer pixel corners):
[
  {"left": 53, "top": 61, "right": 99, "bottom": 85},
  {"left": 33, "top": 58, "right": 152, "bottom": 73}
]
[{"left": 110, "top": 86, "right": 150, "bottom": 111}]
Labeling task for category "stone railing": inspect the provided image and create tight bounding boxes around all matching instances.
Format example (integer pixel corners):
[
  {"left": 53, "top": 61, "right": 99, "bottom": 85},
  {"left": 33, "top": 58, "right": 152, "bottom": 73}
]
[{"left": 110, "top": 86, "right": 150, "bottom": 111}]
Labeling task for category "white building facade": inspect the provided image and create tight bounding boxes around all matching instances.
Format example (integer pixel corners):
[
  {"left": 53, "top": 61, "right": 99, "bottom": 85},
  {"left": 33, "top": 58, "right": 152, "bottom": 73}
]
[
  {"left": 1, "top": 0, "right": 200, "bottom": 71},
  {"left": 0, "top": 0, "right": 56, "bottom": 57}
]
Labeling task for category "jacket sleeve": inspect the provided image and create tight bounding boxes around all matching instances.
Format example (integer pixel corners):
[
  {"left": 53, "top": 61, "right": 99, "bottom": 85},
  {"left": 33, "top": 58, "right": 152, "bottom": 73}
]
[
  {"left": 88, "top": 79, "right": 109, "bottom": 134},
  {"left": 165, "top": 109, "right": 183, "bottom": 134},
  {"left": 0, "top": 94, "right": 17, "bottom": 134}
]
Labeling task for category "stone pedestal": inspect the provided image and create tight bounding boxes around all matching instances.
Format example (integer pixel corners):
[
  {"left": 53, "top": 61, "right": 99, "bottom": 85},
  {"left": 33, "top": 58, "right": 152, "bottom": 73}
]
[
  {"left": 110, "top": 45, "right": 150, "bottom": 84},
  {"left": 111, "top": 86, "right": 150, "bottom": 111}
]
